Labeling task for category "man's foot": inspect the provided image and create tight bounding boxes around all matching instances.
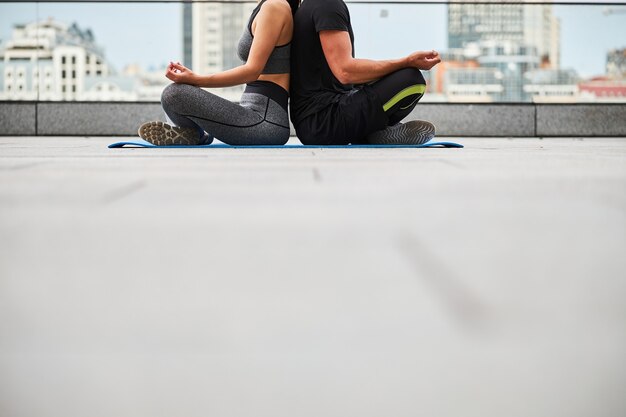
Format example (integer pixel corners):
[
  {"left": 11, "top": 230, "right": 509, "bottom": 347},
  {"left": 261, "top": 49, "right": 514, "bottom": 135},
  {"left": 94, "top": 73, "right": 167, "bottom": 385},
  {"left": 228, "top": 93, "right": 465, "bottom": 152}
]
[
  {"left": 365, "top": 120, "right": 436, "bottom": 145},
  {"left": 138, "top": 121, "right": 211, "bottom": 146},
  {"left": 199, "top": 131, "right": 214, "bottom": 145}
]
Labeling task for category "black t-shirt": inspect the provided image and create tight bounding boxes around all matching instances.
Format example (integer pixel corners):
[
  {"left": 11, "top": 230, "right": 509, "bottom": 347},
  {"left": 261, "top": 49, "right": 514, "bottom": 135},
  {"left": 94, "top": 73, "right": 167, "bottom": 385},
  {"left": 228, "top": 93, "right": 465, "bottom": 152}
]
[{"left": 289, "top": 0, "right": 355, "bottom": 125}]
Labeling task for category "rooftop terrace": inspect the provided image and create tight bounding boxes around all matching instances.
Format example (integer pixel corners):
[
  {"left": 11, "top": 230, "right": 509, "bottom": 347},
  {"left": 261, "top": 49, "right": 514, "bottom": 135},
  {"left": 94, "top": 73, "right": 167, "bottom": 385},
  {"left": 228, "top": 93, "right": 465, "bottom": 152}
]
[{"left": 1, "top": 135, "right": 625, "bottom": 416}]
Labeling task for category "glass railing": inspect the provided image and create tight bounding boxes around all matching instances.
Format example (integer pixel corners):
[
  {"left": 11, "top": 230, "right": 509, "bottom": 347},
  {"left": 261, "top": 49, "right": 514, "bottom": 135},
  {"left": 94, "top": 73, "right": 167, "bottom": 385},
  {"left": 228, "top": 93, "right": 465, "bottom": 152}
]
[{"left": 1, "top": 0, "right": 625, "bottom": 103}]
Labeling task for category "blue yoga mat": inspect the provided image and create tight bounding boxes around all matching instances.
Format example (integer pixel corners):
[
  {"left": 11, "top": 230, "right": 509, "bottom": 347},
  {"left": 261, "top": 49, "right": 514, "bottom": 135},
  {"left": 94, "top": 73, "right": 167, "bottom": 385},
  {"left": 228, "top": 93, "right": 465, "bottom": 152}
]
[{"left": 108, "top": 140, "right": 463, "bottom": 149}]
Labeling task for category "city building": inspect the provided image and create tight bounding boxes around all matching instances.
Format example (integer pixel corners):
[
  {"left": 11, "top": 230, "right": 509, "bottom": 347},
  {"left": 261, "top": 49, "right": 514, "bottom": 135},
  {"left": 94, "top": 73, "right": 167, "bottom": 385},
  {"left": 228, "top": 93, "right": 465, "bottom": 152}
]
[
  {"left": 186, "top": 2, "right": 256, "bottom": 101},
  {"left": 425, "top": 47, "right": 502, "bottom": 103},
  {"left": 444, "top": 66, "right": 504, "bottom": 103},
  {"left": 428, "top": 41, "right": 583, "bottom": 103},
  {"left": 575, "top": 49, "right": 626, "bottom": 102},
  {"left": 579, "top": 76, "right": 626, "bottom": 102},
  {"left": 524, "top": 69, "right": 579, "bottom": 103},
  {"left": 0, "top": 18, "right": 150, "bottom": 101},
  {"left": 119, "top": 63, "right": 171, "bottom": 102},
  {"left": 477, "top": 40, "right": 541, "bottom": 102},
  {"left": 445, "top": 2, "right": 564, "bottom": 102},
  {"left": 183, "top": 1, "right": 193, "bottom": 68},
  {"left": 448, "top": 2, "right": 560, "bottom": 69},
  {"left": 429, "top": 41, "right": 541, "bottom": 102},
  {"left": 606, "top": 48, "right": 626, "bottom": 78}
]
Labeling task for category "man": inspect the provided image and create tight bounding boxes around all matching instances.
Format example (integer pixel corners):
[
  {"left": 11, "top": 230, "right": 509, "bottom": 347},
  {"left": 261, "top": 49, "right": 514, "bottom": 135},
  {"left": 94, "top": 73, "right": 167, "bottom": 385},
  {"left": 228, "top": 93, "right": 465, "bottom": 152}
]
[{"left": 290, "top": 0, "right": 441, "bottom": 145}]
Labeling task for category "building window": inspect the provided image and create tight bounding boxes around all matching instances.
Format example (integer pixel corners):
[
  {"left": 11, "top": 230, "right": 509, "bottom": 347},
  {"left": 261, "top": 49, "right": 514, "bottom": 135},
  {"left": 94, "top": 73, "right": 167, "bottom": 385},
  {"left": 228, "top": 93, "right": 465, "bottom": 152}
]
[
  {"left": 62, "top": 70, "right": 66, "bottom": 78},
  {"left": 71, "top": 56, "right": 76, "bottom": 64},
  {"left": 72, "top": 85, "right": 76, "bottom": 92},
  {"left": 62, "top": 85, "right": 66, "bottom": 92},
  {"left": 62, "top": 56, "right": 66, "bottom": 64},
  {"left": 72, "top": 70, "right": 76, "bottom": 78}
]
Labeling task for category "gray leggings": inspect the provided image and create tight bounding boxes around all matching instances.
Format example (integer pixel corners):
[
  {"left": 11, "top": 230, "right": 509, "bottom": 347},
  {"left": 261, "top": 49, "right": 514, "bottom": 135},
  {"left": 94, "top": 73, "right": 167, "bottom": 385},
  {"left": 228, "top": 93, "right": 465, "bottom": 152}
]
[{"left": 161, "top": 81, "right": 290, "bottom": 146}]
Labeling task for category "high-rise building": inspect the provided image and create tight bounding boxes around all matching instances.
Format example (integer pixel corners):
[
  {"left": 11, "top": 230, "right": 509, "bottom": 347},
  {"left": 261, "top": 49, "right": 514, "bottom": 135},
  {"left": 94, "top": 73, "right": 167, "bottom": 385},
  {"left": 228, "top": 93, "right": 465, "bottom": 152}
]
[
  {"left": 183, "top": 2, "right": 193, "bottom": 68},
  {"left": 446, "top": 2, "right": 562, "bottom": 102},
  {"left": 187, "top": 2, "right": 256, "bottom": 100},
  {"left": 448, "top": 2, "right": 560, "bottom": 68},
  {"left": 0, "top": 18, "right": 146, "bottom": 101}
]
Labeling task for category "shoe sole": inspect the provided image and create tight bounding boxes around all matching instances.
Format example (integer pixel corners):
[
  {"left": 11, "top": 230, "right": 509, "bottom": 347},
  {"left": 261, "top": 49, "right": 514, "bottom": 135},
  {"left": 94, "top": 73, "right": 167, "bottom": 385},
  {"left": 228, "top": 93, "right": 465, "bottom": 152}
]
[
  {"left": 367, "top": 120, "right": 436, "bottom": 145},
  {"left": 138, "top": 121, "right": 201, "bottom": 146}
]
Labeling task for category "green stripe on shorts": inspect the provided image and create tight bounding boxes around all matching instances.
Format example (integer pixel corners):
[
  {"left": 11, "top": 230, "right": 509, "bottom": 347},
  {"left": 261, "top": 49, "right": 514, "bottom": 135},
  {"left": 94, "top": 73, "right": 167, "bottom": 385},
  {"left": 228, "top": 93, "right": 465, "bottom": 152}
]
[{"left": 382, "top": 84, "right": 426, "bottom": 112}]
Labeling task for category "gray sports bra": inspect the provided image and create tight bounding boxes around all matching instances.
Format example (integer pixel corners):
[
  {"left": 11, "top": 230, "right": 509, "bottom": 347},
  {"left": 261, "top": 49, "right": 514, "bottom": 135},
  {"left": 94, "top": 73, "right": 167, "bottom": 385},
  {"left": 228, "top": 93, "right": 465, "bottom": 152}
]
[{"left": 237, "top": 0, "right": 290, "bottom": 75}]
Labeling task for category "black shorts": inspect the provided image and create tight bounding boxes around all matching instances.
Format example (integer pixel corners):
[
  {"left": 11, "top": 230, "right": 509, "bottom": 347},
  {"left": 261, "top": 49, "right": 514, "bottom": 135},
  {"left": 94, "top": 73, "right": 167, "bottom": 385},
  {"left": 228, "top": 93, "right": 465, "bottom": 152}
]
[
  {"left": 294, "top": 85, "right": 388, "bottom": 146},
  {"left": 293, "top": 68, "right": 426, "bottom": 146}
]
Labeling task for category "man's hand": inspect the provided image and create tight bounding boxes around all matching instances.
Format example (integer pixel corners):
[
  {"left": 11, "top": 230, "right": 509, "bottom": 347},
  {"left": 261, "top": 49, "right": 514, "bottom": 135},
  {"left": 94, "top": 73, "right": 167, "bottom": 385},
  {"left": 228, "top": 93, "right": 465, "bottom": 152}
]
[
  {"left": 406, "top": 50, "right": 441, "bottom": 71},
  {"left": 165, "top": 61, "right": 199, "bottom": 85}
]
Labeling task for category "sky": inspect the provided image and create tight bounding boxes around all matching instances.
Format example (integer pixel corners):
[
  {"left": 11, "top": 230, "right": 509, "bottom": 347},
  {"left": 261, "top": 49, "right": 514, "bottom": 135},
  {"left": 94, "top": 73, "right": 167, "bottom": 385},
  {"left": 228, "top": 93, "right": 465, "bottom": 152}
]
[{"left": 1, "top": 2, "right": 625, "bottom": 78}]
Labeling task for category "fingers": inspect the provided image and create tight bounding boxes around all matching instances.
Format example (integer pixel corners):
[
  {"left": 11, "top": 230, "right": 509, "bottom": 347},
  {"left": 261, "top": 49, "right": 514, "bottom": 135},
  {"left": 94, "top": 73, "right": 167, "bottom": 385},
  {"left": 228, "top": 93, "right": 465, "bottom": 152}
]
[
  {"left": 409, "top": 50, "right": 439, "bottom": 64},
  {"left": 426, "top": 57, "right": 441, "bottom": 69},
  {"left": 165, "top": 70, "right": 177, "bottom": 82},
  {"left": 165, "top": 66, "right": 182, "bottom": 82},
  {"left": 170, "top": 61, "right": 186, "bottom": 72},
  {"left": 425, "top": 50, "right": 442, "bottom": 67},
  {"left": 165, "top": 61, "right": 187, "bottom": 83}
]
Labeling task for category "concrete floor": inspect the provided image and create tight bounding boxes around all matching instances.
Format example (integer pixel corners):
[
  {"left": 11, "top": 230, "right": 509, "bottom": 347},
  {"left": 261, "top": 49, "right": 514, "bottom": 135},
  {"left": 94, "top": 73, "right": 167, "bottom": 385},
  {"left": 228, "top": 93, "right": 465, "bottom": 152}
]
[{"left": 1, "top": 136, "right": 625, "bottom": 417}]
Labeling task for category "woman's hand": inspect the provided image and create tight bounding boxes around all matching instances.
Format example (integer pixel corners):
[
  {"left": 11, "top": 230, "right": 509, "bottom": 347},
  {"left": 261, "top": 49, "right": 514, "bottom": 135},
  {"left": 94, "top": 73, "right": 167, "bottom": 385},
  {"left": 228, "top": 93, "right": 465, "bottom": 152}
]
[
  {"left": 165, "top": 61, "right": 199, "bottom": 85},
  {"left": 406, "top": 50, "right": 441, "bottom": 71}
]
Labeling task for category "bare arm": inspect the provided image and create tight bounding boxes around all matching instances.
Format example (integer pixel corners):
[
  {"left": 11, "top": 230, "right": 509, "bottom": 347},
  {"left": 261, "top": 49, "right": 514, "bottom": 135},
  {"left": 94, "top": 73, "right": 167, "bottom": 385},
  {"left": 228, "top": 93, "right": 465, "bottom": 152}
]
[
  {"left": 165, "top": 0, "right": 289, "bottom": 87},
  {"left": 319, "top": 30, "right": 441, "bottom": 85}
]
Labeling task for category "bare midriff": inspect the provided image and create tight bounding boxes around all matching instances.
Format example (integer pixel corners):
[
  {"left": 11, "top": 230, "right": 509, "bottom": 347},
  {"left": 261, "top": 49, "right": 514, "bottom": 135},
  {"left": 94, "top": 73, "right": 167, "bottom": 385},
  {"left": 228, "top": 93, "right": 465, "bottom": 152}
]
[{"left": 258, "top": 74, "right": 290, "bottom": 92}]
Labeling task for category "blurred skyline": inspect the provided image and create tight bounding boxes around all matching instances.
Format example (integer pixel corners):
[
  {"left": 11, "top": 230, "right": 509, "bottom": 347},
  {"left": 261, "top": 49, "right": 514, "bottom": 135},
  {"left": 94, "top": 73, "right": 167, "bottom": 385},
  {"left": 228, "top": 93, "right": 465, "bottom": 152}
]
[{"left": 0, "top": 2, "right": 625, "bottom": 77}]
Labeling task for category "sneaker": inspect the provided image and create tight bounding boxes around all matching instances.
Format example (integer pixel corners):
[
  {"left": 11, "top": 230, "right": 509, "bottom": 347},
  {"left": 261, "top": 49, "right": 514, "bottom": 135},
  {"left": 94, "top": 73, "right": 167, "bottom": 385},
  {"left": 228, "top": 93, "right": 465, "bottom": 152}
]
[
  {"left": 138, "top": 121, "right": 209, "bottom": 146},
  {"left": 365, "top": 120, "right": 435, "bottom": 145},
  {"left": 199, "top": 131, "right": 214, "bottom": 145}
]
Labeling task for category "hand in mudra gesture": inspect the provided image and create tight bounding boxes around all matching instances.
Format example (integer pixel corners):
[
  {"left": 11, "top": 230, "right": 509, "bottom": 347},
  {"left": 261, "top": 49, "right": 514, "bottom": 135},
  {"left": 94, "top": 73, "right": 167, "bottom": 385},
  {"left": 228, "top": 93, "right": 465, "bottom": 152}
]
[
  {"left": 407, "top": 50, "right": 441, "bottom": 71},
  {"left": 165, "top": 61, "right": 200, "bottom": 86}
]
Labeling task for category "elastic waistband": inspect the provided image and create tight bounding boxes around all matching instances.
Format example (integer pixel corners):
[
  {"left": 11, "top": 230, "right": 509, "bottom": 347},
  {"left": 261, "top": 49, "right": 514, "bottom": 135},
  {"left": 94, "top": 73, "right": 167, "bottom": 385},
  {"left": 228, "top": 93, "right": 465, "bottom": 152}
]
[{"left": 244, "top": 80, "right": 289, "bottom": 112}]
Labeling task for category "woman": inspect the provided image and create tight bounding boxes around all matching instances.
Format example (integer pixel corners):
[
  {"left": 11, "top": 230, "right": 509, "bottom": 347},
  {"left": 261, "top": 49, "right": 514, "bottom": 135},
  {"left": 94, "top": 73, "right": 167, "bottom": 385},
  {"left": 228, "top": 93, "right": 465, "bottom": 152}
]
[{"left": 139, "top": 0, "right": 299, "bottom": 146}]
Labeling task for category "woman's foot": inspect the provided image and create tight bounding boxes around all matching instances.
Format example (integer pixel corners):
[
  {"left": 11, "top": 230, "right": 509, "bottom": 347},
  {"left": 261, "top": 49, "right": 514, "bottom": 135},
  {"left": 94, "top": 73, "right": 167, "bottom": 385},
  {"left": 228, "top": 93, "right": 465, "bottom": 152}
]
[
  {"left": 365, "top": 120, "right": 435, "bottom": 145},
  {"left": 138, "top": 121, "right": 211, "bottom": 146}
]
